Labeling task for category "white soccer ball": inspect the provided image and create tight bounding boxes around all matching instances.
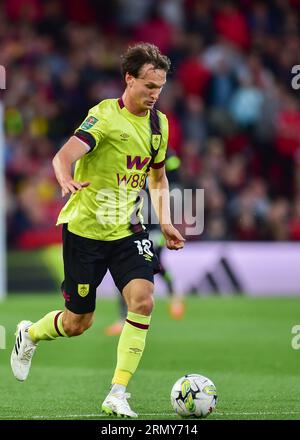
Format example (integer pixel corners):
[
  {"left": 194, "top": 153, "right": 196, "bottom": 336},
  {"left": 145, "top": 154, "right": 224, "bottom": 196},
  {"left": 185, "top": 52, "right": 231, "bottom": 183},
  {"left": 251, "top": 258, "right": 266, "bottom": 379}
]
[{"left": 170, "top": 374, "right": 217, "bottom": 418}]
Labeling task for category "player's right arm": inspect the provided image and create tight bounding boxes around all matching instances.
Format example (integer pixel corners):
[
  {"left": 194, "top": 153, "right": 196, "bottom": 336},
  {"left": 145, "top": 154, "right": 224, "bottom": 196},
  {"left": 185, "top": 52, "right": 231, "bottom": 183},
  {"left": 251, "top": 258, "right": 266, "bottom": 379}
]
[{"left": 52, "top": 136, "right": 91, "bottom": 197}]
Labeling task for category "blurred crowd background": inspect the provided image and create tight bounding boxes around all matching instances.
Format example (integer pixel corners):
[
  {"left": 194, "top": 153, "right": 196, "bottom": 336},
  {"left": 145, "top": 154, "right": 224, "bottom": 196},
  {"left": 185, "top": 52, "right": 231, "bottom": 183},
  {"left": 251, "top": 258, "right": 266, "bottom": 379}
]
[{"left": 2, "top": 0, "right": 300, "bottom": 250}]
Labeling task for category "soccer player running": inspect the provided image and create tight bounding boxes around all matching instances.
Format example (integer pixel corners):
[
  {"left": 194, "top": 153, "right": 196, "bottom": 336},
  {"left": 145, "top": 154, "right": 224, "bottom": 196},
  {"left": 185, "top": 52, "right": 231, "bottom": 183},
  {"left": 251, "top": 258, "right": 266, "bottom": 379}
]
[{"left": 11, "top": 43, "right": 185, "bottom": 418}]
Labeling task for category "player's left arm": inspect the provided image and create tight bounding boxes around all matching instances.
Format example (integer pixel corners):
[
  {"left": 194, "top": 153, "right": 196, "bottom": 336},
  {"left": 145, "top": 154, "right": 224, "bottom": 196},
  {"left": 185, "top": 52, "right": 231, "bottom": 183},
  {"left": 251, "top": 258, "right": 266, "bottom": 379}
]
[{"left": 148, "top": 166, "right": 185, "bottom": 250}]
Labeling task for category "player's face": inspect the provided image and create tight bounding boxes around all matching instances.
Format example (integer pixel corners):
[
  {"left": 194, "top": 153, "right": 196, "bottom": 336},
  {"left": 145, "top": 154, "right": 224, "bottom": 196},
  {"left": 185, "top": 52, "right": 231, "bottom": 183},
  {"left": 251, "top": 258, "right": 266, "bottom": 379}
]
[{"left": 127, "top": 64, "right": 167, "bottom": 111}]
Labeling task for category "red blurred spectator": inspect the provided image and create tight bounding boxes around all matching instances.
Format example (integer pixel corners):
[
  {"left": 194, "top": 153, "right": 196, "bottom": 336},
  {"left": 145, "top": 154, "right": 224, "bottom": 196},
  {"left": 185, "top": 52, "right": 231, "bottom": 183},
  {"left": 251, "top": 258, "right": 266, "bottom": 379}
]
[
  {"left": 234, "top": 212, "right": 261, "bottom": 241},
  {"left": 176, "top": 34, "right": 211, "bottom": 97},
  {"left": 64, "top": 0, "right": 96, "bottom": 24},
  {"left": 289, "top": 198, "right": 300, "bottom": 241},
  {"left": 180, "top": 140, "right": 202, "bottom": 183},
  {"left": 17, "top": 225, "right": 62, "bottom": 249},
  {"left": 5, "top": 0, "right": 43, "bottom": 22},
  {"left": 159, "top": 88, "right": 183, "bottom": 156},
  {"left": 166, "top": 112, "right": 183, "bottom": 157},
  {"left": 224, "top": 132, "right": 249, "bottom": 157},
  {"left": 275, "top": 94, "right": 300, "bottom": 157},
  {"left": 214, "top": 1, "right": 250, "bottom": 50},
  {"left": 177, "top": 58, "right": 211, "bottom": 97},
  {"left": 222, "top": 154, "right": 247, "bottom": 194},
  {"left": 133, "top": 7, "right": 174, "bottom": 53}
]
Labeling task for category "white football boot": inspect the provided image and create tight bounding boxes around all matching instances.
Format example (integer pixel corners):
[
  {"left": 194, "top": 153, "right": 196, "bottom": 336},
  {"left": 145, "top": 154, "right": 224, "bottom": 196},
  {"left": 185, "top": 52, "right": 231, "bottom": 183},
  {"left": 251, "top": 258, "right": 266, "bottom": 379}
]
[
  {"left": 101, "top": 392, "right": 138, "bottom": 418},
  {"left": 11, "top": 320, "right": 37, "bottom": 381}
]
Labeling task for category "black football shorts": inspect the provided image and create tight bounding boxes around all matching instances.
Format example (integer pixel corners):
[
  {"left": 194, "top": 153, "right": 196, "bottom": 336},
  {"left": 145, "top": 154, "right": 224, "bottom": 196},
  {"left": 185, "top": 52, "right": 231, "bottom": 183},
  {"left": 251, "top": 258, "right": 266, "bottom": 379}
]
[{"left": 61, "top": 224, "right": 161, "bottom": 314}]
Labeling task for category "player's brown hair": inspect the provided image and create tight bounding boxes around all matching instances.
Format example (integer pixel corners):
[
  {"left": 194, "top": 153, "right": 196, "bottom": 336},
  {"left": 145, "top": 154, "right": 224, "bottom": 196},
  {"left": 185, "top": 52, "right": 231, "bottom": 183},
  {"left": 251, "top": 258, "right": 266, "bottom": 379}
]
[{"left": 120, "top": 43, "right": 171, "bottom": 79}]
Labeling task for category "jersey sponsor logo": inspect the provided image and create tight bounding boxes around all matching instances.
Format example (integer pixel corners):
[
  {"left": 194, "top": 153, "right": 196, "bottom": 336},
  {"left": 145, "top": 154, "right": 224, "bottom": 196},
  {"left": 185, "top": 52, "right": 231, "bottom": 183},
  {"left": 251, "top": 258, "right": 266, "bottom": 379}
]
[
  {"left": 116, "top": 172, "right": 146, "bottom": 188},
  {"left": 77, "top": 284, "right": 90, "bottom": 297},
  {"left": 127, "top": 155, "right": 151, "bottom": 170},
  {"left": 152, "top": 134, "right": 161, "bottom": 150},
  {"left": 80, "top": 116, "right": 98, "bottom": 130}
]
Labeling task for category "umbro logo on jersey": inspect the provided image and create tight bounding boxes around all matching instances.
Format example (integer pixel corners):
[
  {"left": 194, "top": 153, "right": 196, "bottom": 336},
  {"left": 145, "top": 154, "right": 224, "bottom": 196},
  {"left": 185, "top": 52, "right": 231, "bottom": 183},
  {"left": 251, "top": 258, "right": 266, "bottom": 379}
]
[{"left": 120, "top": 132, "right": 130, "bottom": 140}]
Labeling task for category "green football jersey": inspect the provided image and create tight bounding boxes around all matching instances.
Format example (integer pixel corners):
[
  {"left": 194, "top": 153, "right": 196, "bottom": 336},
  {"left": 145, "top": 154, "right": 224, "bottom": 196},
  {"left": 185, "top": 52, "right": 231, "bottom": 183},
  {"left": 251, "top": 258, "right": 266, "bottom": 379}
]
[{"left": 56, "top": 98, "right": 169, "bottom": 241}]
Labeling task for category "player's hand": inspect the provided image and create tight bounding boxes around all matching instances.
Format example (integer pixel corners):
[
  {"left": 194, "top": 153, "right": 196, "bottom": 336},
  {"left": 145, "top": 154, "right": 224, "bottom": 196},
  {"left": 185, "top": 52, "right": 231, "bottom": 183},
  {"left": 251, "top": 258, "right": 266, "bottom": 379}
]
[
  {"left": 161, "top": 224, "right": 185, "bottom": 250},
  {"left": 61, "top": 179, "right": 90, "bottom": 197}
]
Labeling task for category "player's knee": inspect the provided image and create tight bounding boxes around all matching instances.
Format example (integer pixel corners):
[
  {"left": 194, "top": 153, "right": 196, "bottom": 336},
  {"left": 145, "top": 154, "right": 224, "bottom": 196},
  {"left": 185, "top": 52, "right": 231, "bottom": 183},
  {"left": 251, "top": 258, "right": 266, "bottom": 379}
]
[
  {"left": 64, "top": 324, "right": 88, "bottom": 337},
  {"left": 63, "top": 317, "right": 93, "bottom": 337},
  {"left": 131, "top": 293, "right": 154, "bottom": 316},
  {"left": 141, "top": 296, "right": 154, "bottom": 315}
]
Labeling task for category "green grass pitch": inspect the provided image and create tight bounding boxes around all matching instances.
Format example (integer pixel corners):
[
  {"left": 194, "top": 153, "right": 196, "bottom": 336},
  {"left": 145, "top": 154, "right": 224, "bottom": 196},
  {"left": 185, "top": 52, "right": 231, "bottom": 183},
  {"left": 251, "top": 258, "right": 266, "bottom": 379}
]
[{"left": 0, "top": 294, "right": 300, "bottom": 420}]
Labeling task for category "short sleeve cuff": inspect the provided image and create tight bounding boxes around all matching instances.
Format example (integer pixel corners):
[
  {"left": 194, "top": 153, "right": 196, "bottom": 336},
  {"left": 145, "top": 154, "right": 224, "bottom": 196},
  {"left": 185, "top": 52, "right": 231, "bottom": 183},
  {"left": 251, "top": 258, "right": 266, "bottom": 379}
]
[
  {"left": 151, "top": 159, "right": 165, "bottom": 169},
  {"left": 74, "top": 129, "right": 96, "bottom": 151}
]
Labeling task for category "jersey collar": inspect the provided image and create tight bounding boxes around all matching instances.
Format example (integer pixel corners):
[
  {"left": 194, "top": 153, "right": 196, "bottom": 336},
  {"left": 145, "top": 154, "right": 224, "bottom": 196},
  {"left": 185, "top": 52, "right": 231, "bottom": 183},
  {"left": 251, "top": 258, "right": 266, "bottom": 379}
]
[
  {"left": 118, "top": 97, "right": 125, "bottom": 109},
  {"left": 118, "top": 97, "right": 149, "bottom": 120}
]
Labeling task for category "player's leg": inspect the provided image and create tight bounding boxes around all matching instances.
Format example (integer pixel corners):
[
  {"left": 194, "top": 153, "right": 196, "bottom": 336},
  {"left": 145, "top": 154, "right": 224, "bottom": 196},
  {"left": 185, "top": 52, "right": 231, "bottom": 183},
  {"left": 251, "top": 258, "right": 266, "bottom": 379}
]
[
  {"left": 102, "top": 278, "right": 153, "bottom": 417},
  {"left": 159, "top": 263, "right": 174, "bottom": 295},
  {"left": 102, "top": 231, "right": 158, "bottom": 417},
  {"left": 10, "top": 307, "right": 95, "bottom": 382},
  {"left": 157, "top": 246, "right": 185, "bottom": 319},
  {"left": 160, "top": 262, "right": 185, "bottom": 319},
  {"left": 11, "top": 224, "right": 106, "bottom": 381},
  {"left": 11, "top": 309, "right": 94, "bottom": 382},
  {"left": 169, "top": 294, "right": 185, "bottom": 320},
  {"left": 30, "top": 308, "right": 94, "bottom": 340},
  {"left": 155, "top": 242, "right": 185, "bottom": 319},
  {"left": 111, "top": 278, "right": 153, "bottom": 386},
  {"left": 105, "top": 295, "right": 127, "bottom": 336}
]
